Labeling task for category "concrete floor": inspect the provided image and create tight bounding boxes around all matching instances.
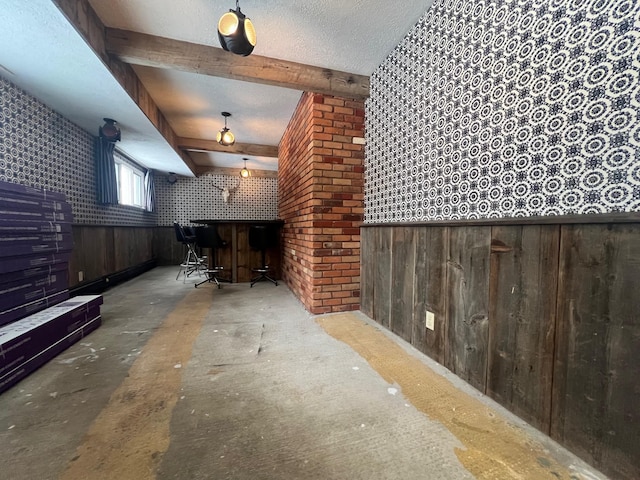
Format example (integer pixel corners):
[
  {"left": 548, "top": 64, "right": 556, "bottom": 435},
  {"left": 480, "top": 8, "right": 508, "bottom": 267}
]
[{"left": 0, "top": 267, "right": 609, "bottom": 480}]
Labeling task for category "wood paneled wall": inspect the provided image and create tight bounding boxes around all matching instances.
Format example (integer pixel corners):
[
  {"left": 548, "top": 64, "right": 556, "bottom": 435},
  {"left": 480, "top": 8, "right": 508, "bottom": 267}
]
[
  {"left": 361, "top": 222, "right": 640, "bottom": 480},
  {"left": 68, "top": 225, "right": 155, "bottom": 287}
]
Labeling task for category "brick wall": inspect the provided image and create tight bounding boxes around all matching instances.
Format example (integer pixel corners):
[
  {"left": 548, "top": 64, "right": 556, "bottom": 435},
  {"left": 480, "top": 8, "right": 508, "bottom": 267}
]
[{"left": 279, "top": 92, "right": 365, "bottom": 314}]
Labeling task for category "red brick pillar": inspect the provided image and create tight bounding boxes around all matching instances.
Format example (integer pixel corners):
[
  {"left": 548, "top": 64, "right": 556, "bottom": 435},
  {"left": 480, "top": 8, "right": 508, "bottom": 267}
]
[{"left": 279, "top": 92, "right": 364, "bottom": 314}]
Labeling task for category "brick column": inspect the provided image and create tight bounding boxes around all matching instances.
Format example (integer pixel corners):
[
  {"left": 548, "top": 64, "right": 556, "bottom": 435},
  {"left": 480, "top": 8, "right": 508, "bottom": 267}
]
[{"left": 279, "top": 92, "right": 364, "bottom": 314}]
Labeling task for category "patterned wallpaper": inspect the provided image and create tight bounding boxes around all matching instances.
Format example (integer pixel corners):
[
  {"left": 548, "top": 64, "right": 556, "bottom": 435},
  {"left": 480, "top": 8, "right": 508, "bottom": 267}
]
[
  {"left": 0, "top": 76, "right": 156, "bottom": 226},
  {"left": 154, "top": 172, "right": 278, "bottom": 226},
  {"left": 365, "top": 0, "right": 640, "bottom": 222}
]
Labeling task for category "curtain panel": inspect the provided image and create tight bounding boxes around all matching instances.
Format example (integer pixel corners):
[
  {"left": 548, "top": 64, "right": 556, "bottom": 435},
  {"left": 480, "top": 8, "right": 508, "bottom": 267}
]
[
  {"left": 94, "top": 136, "right": 118, "bottom": 205},
  {"left": 144, "top": 169, "right": 155, "bottom": 212}
]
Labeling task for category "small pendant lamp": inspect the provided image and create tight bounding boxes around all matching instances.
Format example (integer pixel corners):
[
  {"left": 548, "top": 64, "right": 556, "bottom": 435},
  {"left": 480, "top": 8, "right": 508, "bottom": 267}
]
[
  {"left": 216, "top": 112, "right": 235, "bottom": 146},
  {"left": 240, "top": 157, "right": 251, "bottom": 178}
]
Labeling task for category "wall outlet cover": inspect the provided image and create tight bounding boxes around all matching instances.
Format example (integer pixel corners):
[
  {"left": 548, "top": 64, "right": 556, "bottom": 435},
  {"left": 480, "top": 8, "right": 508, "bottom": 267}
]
[{"left": 426, "top": 311, "right": 435, "bottom": 331}]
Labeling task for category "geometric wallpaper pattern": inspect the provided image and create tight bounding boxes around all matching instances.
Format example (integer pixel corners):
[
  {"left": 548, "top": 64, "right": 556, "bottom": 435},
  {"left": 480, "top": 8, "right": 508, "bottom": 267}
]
[
  {"left": 154, "top": 172, "right": 279, "bottom": 227},
  {"left": 0, "top": 75, "right": 156, "bottom": 226},
  {"left": 365, "top": 0, "right": 640, "bottom": 222}
]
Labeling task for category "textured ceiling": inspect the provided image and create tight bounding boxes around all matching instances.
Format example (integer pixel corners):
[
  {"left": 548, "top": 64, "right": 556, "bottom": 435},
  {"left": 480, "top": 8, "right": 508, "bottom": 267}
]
[
  {"left": 89, "top": 0, "right": 429, "bottom": 74},
  {"left": 1, "top": 0, "right": 431, "bottom": 176}
]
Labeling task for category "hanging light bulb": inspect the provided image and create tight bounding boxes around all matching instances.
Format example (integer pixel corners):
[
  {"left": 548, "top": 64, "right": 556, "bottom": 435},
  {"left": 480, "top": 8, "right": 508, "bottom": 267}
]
[
  {"left": 240, "top": 157, "right": 251, "bottom": 178},
  {"left": 218, "top": 0, "right": 256, "bottom": 56},
  {"left": 216, "top": 112, "right": 235, "bottom": 146}
]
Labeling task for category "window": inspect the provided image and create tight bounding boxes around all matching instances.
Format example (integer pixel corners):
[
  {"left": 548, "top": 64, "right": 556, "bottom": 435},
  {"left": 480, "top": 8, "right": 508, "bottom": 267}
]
[{"left": 114, "top": 155, "right": 145, "bottom": 208}]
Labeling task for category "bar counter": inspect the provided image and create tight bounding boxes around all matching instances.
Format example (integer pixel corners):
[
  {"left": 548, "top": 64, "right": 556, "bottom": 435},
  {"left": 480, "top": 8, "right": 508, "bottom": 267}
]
[{"left": 190, "top": 219, "right": 283, "bottom": 283}]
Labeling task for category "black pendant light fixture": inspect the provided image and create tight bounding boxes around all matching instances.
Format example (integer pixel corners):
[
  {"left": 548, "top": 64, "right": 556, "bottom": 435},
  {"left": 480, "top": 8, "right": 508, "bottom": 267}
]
[
  {"left": 217, "top": 0, "right": 256, "bottom": 56},
  {"left": 216, "top": 112, "right": 235, "bottom": 146},
  {"left": 240, "top": 157, "right": 251, "bottom": 178},
  {"left": 100, "top": 118, "right": 121, "bottom": 142}
]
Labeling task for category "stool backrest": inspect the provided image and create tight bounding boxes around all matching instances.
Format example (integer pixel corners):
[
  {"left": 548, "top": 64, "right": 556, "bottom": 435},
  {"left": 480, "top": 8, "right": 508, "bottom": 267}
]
[
  {"left": 249, "top": 225, "right": 277, "bottom": 250},
  {"left": 174, "top": 222, "right": 191, "bottom": 243},
  {"left": 195, "top": 226, "right": 226, "bottom": 249}
]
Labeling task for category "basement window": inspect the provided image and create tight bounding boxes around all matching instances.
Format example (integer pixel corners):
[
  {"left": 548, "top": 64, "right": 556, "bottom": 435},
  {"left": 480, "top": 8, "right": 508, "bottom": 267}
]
[{"left": 114, "top": 155, "right": 145, "bottom": 209}]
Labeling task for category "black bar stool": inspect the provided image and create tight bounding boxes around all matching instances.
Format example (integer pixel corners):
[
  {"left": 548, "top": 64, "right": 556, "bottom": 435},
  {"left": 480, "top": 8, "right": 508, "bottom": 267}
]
[
  {"left": 194, "top": 226, "right": 230, "bottom": 288},
  {"left": 249, "top": 224, "right": 278, "bottom": 287},
  {"left": 174, "top": 222, "right": 206, "bottom": 282}
]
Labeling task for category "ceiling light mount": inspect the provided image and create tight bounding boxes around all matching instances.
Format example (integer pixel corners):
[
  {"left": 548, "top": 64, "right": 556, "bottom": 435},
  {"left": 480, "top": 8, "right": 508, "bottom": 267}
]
[
  {"left": 216, "top": 111, "right": 235, "bottom": 146},
  {"left": 240, "top": 157, "right": 251, "bottom": 178},
  {"left": 218, "top": 0, "right": 256, "bottom": 56}
]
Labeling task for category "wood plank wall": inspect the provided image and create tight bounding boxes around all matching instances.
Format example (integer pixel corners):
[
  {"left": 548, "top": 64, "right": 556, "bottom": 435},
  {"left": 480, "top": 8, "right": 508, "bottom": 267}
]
[
  {"left": 153, "top": 226, "right": 282, "bottom": 283},
  {"left": 361, "top": 222, "right": 640, "bottom": 480},
  {"left": 68, "top": 225, "right": 271, "bottom": 287},
  {"left": 68, "top": 225, "right": 155, "bottom": 287}
]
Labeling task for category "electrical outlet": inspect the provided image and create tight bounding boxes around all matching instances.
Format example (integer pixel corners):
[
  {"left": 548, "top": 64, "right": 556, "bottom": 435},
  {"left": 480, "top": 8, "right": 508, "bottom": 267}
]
[
  {"left": 78, "top": 271, "right": 84, "bottom": 282},
  {"left": 425, "top": 311, "right": 435, "bottom": 331}
]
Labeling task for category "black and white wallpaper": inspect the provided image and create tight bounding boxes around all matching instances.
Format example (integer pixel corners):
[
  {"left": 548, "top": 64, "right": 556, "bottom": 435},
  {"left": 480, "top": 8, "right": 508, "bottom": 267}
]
[
  {"left": 0, "top": 76, "right": 156, "bottom": 226},
  {"left": 365, "top": 0, "right": 640, "bottom": 222},
  {"left": 154, "top": 172, "right": 278, "bottom": 226}
]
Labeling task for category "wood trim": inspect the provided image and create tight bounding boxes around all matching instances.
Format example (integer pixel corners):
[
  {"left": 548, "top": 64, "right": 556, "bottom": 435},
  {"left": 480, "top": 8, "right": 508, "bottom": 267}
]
[
  {"left": 361, "top": 212, "right": 640, "bottom": 227},
  {"left": 52, "top": 0, "right": 197, "bottom": 175},
  {"left": 193, "top": 166, "right": 278, "bottom": 178},
  {"left": 178, "top": 138, "right": 278, "bottom": 158},
  {"left": 105, "top": 28, "right": 371, "bottom": 100}
]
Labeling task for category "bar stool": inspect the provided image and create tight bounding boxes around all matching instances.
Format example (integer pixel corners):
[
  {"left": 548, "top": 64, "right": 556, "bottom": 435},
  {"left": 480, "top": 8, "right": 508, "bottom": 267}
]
[
  {"left": 194, "top": 226, "right": 230, "bottom": 289},
  {"left": 249, "top": 224, "right": 278, "bottom": 287},
  {"left": 174, "top": 222, "right": 206, "bottom": 282}
]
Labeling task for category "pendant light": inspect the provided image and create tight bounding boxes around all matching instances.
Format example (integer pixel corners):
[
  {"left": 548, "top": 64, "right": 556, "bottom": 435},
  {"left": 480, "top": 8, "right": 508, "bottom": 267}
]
[
  {"left": 216, "top": 112, "right": 235, "bottom": 146},
  {"left": 218, "top": 0, "right": 256, "bottom": 56},
  {"left": 240, "top": 157, "right": 251, "bottom": 178}
]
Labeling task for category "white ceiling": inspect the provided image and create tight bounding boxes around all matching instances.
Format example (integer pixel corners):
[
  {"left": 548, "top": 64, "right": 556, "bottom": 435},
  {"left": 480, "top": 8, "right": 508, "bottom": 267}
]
[{"left": 0, "top": 0, "right": 431, "bottom": 177}]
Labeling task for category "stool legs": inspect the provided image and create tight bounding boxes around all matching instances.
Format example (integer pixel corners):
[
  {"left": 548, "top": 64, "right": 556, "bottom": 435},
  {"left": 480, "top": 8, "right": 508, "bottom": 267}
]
[
  {"left": 250, "top": 249, "right": 278, "bottom": 287},
  {"left": 250, "top": 269, "right": 278, "bottom": 287},
  {"left": 176, "top": 243, "right": 206, "bottom": 282},
  {"left": 195, "top": 267, "right": 223, "bottom": 288},
  {"left": 194, "top": 247, "right": 231, "bottom": 289}
]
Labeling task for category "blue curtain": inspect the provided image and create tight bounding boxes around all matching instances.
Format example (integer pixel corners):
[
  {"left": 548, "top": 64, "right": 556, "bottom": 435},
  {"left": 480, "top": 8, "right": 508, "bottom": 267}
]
[
  {"left": 94, "top": 136, "right": 118, "bottom": 205},
  {"left": 144, "top": 169, "right": 155, "bottom": 212}
]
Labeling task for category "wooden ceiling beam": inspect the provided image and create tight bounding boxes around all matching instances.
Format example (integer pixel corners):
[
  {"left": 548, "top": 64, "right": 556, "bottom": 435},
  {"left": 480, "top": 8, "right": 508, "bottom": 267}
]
[
  {"left": 178, "top": 138, "right": 279, "bottom": 158},
  {"left": 105, "top": 28, "right": 370, "bottom": 100},
  {"left": 194, "top": 166, "right": 278, "bottom": 178},
  {"left": 52, "top": 0, "right": 198, "bottom": 175}
]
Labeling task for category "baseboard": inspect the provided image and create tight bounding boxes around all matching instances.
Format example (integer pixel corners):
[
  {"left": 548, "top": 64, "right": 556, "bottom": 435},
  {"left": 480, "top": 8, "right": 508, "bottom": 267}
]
[{"left": 69, "top": 259, "right": 157, "bottom": 296}]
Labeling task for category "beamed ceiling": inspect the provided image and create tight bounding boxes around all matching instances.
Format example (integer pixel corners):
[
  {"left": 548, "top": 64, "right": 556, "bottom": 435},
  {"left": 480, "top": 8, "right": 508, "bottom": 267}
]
[{"left": 0, "top": 0, "right": 431, "bottom": 177}]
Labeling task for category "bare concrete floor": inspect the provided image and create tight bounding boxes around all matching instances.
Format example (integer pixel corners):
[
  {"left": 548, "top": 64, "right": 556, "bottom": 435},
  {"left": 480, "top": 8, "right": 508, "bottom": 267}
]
[{"left": 0, "top": 267, "right": 609, "bottom": 480}]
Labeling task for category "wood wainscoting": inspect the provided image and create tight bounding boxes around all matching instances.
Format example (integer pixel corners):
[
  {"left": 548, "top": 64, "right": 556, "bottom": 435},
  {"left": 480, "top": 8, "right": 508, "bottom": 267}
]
[
  {"left": 361, "top": 219, "right": 640, "bottom": 480},
  {"left": 68, "top": 225, "right": 155, "bottom": 289}
]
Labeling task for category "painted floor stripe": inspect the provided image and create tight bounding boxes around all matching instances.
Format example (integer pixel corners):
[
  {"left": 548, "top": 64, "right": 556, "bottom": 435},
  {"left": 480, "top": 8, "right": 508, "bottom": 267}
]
[
  {"left": 317, "top": 313, "right": 584, "bottom": 480},
  {"left": 59, "top": 288, "right": 213, "bottom": 480}
]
